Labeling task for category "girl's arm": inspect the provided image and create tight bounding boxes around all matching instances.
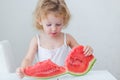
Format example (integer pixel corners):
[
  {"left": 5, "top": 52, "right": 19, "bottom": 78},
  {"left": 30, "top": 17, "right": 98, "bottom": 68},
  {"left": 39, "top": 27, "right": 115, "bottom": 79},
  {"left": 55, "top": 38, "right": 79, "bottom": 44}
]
[
  {"left": 21, "top": 36, "right": 38, "bottom": 68},
  {"left": 67, "top": 33, "right": 93, "bottom": 56},
  {"left": 16, "top": 36, "right": 38, "bottom": 78}
]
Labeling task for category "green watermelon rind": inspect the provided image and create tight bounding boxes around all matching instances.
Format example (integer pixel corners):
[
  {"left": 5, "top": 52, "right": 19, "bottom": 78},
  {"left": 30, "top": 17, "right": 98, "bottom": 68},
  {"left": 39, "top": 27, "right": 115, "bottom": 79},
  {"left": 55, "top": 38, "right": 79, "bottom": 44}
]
[
  {"left": 66, "top": 58, "right": 96, "bottom": 76},
  {"left": 25, "top": 58, "right": 96, "bottom": 79},
  {"left": 25, "top": 71, "right": 67, "bottom": 80}
]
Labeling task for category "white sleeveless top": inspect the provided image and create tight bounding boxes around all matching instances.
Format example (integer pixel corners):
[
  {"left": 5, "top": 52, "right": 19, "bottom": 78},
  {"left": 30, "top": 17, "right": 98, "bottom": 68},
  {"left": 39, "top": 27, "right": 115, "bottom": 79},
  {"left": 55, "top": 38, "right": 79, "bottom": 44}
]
[{"left": 35, "top": 33, "right": 70, "bottom": 66}]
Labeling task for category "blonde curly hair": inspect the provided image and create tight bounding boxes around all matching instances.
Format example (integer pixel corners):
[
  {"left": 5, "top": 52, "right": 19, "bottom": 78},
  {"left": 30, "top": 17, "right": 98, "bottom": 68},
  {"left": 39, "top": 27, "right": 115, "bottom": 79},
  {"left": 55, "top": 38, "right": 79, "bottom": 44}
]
[{"left": 33, "top": 0, "right": 71, "bottom": 30}]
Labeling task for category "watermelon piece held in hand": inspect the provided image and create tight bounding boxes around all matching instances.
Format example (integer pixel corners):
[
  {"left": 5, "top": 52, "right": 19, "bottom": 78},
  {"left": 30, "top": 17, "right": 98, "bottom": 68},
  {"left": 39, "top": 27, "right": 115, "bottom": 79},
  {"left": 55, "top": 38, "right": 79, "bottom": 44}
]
[
  {"left": 65, "top": 45, "right": 96, "bottom": 76},
  {"left": 24, "top": 59, "right": 66, "bottom": 79}
]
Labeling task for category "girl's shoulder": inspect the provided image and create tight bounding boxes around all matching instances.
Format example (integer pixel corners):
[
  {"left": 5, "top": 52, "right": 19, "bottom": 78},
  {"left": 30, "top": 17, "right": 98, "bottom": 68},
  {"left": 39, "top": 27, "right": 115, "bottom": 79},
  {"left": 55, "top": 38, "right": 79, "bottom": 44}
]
[
  {"left": 65, "top": 33, "right": 79, "bottom": 48},
  {"left": 31, "top": 35, "right": 38, "bottom": 41},
  {"left": 29, "top": 35, "right": 38, "bottom": 47},
  {"left": 65, "top": 33, "right": 74, "bottom": 40}
]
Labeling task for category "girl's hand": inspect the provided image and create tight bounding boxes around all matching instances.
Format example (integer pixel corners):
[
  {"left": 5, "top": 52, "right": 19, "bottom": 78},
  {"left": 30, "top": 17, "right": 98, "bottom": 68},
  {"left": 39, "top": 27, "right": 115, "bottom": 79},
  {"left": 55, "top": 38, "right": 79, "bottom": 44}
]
[
  {"left": 83, "top": 45, "right": 93, "bottom": 56},
  {"left": 16, "top": 67, "right": 25, "bottom": 79}
]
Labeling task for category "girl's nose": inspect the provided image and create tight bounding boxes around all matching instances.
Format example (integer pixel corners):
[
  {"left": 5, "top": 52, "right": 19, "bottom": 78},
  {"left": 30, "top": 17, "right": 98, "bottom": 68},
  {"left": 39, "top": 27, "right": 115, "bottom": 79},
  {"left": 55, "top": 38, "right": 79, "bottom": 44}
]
[{"left": 51, "top": 26, "right": 57, "bottom": 31}]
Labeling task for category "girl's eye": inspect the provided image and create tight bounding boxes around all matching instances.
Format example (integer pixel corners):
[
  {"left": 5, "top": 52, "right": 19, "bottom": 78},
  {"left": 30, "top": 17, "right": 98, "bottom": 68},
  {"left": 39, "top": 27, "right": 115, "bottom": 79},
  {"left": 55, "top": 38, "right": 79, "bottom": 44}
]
[
  {"left": 46, "top": 24, "right": 51, "bottom": 27},
  {"left": 56, "top": 24, "right": 61, "bottom": 26}
]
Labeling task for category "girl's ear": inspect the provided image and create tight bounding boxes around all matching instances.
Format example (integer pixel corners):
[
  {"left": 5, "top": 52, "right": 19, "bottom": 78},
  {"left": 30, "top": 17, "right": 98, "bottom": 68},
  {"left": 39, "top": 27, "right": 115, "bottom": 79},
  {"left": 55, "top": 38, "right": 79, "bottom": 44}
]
[
  {"left": 36, "top": 19, "right": 42, "bottom": 25},
  {"left": 39, "top": 21, "right": 42, "bottom": 25}
]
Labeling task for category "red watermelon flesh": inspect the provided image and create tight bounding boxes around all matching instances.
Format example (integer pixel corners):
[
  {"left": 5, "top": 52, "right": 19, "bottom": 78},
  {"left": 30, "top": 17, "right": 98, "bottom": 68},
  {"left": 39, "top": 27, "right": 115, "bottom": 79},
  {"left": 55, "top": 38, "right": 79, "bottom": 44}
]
[
  {"left": 65, "top": 45, "right": 96, "bottom": 75},
  {"left": 24, "top": 59, "right": 66, "bottom": 79}
]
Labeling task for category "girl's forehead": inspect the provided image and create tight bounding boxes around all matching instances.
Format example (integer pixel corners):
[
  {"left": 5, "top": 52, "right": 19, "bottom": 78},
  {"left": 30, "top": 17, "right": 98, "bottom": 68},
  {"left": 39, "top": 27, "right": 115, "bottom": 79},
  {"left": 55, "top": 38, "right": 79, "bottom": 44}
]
[
  {"left": 42, "top": 14, "right": 64, "bottom": 23},
  {"left": 41, "top": 11, "right": 64, "bottom": 19}
]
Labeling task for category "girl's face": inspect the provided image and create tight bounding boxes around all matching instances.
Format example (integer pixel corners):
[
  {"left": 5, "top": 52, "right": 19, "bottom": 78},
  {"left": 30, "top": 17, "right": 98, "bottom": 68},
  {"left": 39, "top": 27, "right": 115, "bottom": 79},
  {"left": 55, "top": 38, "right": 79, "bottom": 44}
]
[{"left": 40, "top": 14, "right": 64, "bottom": 37}]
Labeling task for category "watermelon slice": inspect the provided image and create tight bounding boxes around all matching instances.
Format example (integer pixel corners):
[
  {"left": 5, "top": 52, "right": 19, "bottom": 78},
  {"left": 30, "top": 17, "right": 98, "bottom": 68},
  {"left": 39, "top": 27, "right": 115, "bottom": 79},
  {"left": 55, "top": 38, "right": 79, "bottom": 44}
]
[
  {"left": 24, "top": 59, "right": 66, "bottom": 79},
  {"left": 65, "top": 45, "right": 96, "bottom": 76}
]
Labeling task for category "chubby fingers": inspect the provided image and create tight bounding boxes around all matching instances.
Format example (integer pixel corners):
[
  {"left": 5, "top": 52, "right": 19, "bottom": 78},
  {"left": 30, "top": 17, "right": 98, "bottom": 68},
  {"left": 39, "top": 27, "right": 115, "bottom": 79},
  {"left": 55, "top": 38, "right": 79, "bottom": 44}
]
[
  {"left": 16, "top": 67, "right": 24, "bottom": 79},
  {"left": 83, "top": 45, "right": 93, "bottom": 56}
]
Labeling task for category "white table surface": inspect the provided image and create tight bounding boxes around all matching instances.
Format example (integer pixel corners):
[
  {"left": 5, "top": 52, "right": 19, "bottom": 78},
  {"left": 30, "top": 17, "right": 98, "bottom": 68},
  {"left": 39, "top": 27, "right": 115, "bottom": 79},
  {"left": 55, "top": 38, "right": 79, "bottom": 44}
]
[{"left": 0, "top": 70, "right": 117, "bottom": 80}]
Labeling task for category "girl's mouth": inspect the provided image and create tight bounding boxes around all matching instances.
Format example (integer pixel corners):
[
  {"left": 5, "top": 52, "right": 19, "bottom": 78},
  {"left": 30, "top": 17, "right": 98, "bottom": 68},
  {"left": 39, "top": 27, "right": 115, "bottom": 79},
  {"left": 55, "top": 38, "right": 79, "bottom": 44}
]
[{"left": 50, "top": 32, "right": 57, "bottom": 36}]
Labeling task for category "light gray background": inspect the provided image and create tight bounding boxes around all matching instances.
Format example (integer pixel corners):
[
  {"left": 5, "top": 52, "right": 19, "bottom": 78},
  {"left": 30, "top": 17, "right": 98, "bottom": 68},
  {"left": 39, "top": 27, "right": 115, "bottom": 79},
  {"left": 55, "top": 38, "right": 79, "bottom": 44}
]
[{"left": 0, "top": 0, "right": 120, "bottom": 79}]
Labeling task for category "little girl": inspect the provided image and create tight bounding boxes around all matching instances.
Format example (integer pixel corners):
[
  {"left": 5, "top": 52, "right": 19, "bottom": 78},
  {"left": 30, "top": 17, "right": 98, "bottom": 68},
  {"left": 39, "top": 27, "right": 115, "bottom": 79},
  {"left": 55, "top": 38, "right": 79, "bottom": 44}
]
[{"left": 16, "top": 0, "right": 93, "bottom": 79}]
